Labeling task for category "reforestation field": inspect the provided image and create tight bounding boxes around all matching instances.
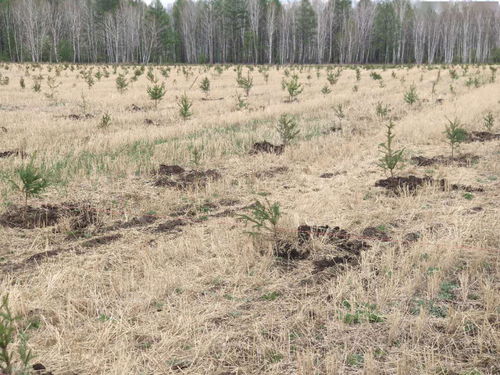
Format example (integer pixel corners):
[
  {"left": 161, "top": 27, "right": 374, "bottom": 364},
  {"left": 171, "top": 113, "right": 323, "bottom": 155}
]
[{"left": 0, "top": 63, "right": 499, "bottom": 375}]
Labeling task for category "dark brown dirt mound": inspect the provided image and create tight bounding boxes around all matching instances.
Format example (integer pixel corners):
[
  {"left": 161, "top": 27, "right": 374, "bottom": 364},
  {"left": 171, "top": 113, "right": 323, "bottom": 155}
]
[
  {"left": 273, "top": 239, "right": 308, "bottom": 260},
  {"left": 362, "top": 227, "right": 391, "bottom": 242},
  {"left": 144, "top": 118, "right": 159, "bottom": 125},
  {"left": 297, "top": 225, "right": 370, "bottom": 272},
  {"left": 253, "top": 166, "right": 289, "bottom": 178},
  {"left": 155, "top": 219, "right": 186, "bottom": 233},
  {"left": 249, "top": 141, "right": 285, "bottom": 155},
  {"left": 32, "top": 362, "right": 53, "bottom": 375},
  {"left": 127, "top": 104, "right": 144, "bottom": 112},
  {"left": 67, "top": 113, "right": 94, "bottom": 120},
  {"left": 375, "top": 175, "right": 484, "bottom": 194},
  {"left": 81, "top": 234, "right": 122, "bottom": 248},
  {"left": 322, "top": 126, "right": 342, "bottom": 135},
  {"left": 158, "top": 164, "right": 185, "bottom": 175},
  {"left": 0, "top": 150, "right": 27, "bottom": 158},
  {"left": 298, "top": 225, "right": 350, "bottom": 245},
  {"left": 154, "top": 168, "right": 221, "bottom": 189},
  {"left": 0, "top": 202, "right": 99, "bottom": 229},
  {"left": 411, "top": 154, "right": 479, "bottom": 167},
  {"left": 466, "top": 131, "right": 500, "bottom": 142}
]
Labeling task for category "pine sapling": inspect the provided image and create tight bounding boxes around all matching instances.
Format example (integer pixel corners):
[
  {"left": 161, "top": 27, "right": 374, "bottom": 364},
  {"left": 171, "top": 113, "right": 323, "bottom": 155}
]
[
  {"left": 147, "top": 82, "right": 166, "bottom": 109},
  {"left": 238, "top": 199, "right": 282, "bottom": 243},
  {"left": 283, "top": 75, "right": 303, "bottom": 102},
  {"left": 199, "top": 77, "right": 210, "bottom": 97},
  {"left": 0, "top": 295, "right": 35, "bottom": 375},
  {"left": 98, "top": 113, "right": 112, "bottom": 129},
  {"left": 444, "top": 117, "right": 467, "bottom": 158},
  {"left": 10, "top": 160, "right": 51, "bottom": 206},
  {"left": 334, "top": 104, "right": 345, "bottom": 127},
  {"left": 376, "top": 102, "right": 390, "bottom": 120},
  {"left": 483, "top": 112, "right": 494, "bottom": 131},
  {"left": 404, "top": 84, "right": 418, "bottom": 106},
  {"left": 116, "top": 74, "right": 128, "bottom": 94},
  {"left": 276, "top": 114, "right": 300, "bottom": 146},
  {"left": 377, "top": 121, "right": 405, "bottom": 178},
  {"left": 237, "top": 72, "right": 253, "bottom": 96},
  {"left": 178, "top": 93, "right": 193, "bottom": 120}
]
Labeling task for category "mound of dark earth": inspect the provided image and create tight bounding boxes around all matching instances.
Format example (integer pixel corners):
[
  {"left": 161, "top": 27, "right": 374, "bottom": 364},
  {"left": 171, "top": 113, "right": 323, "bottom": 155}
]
[
  {"left": 66, "top": 113, "right": 94, "bottom": 120},
  {"left": 361, "top": 226, "right": 391, "bottom": 242},
  {"left": 411, "top": 154, "right": 479, "bottom": 167},
  {"left": 127, "top": 104, "right": 144, "bottom": 112},
  {"left": 465, "top": 131, "right": 500, "bottom": 142},
  {"left": 154, "top": 165, "right": 221, "bottom": 189},
  {"left": 249, "top": 141, "right": 285, "bottom": 155},
  {"left": 0, "top": 202, "right": 99, "bottom": 229},
  {"left": 375, "top": 175, "right": 483, "bottom": 194},
  {"left": 0, "top": 150, "right": 27, "bottom": 158},
  {"left": 271, "top": 225, "right": 370, "bottom": 272},
  {"left": 252, "top": 166, "right": 289, "bottom": 178}
]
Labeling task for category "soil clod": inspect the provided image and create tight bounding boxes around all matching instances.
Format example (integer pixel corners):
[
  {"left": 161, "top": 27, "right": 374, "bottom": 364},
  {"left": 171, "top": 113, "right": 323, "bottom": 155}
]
[
  {"left": 67, "top": 113, "right": 94, "bottom": 120},
  {"left": 127, "top": 104, "right": 144, "bottom": 112},
  {"left": 0, "top": 150, "right": 27, "bottom": 159},
  {"left": 375, "top": 175, "right": 484, "bottom": 194},
  {"left": 465, "top": 131, "right": 500, "bottom": 143},
  {"left": 0, "top": 202, "right": 99, "bottom": 229},
  {"left": 155, "top": 167, "right": 221, "bottom": 189},
  {"left": 158, "top": 164, "right": 185, "bottom": 176},
  {"left": 411, "top": 154, "right": 479, "bottom": 167},
  {"left": 81, "top": 234, "right": 122, "bottom": 248},
  {"left": 362, "top": 226, "right": 391, "bottom": 242},
  {"left": 297, "top": 225, "right": 370, "bottom": 272},
  {"left": 155, "top": 219, "right": 186, "bottom": 233},
  {"left": 253, "top": 166, "right": 289, "bottom": 178},
  {"left": 249, "top": 141, "right": 285, "bottom": 155}
]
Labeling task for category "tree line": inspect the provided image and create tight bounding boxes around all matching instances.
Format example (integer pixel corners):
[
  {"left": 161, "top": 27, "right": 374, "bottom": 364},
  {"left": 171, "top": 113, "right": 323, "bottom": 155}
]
[{"left": 0, "top": 0, "right": 499, "bottom": 65}]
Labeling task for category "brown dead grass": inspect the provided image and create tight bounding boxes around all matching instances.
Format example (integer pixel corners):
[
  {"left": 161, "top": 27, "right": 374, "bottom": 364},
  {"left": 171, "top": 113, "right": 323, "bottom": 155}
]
[{"left": 0, "top": 63, "right": 499, "bottom": 375}]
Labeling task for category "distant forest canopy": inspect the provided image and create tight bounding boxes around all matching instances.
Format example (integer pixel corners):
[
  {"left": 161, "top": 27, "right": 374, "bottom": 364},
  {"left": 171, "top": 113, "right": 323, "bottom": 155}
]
[{"left": 0, "top": 0, "right": 499, "bottom": 65}]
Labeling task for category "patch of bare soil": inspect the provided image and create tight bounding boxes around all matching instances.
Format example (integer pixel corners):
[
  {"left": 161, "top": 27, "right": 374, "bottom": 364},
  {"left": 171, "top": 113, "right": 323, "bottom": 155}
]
[
  {"left": 375, "top": 175, "right": 484, "bottom": 194},
  {"left": 465, "top": 131, "right": 500, "bottom": 142},
  {"left": 296, "top": 225, "right": 370, "bottom": 274},
  {"left": 66, "top": 113, "right": 94, "bottom": 120},
  {"left": 249, "top": 141, "right": 285, "bottom": 155},
  {"left": 81, "top": 234, "right": 122, "bottom": 248},
  {"left": 144, "top": 118, "right": 161, "bottom": 126},
  {"left": 170, "top": 202, "right": 218, "bottom": 217},
  {"left": 1, "top": 233, "right": 122, "bottom": 273},
  {"left": 0, "top": 150, "right": 27, "bottom": 158},
  {"left": 154, "top": 165, "right": 222, "bottom": 189},
  {"left": 103, "top": 214, "right": 158, "bottom": 231},
  {"left": 403, "top": 232, "right": 421, "bottom": 244},
  {"left": 0, "top": 202, "right": 99, "bottom": 229},
  {"left": 322, "top": 126, "right": 342, "bottom": 135},
  {"left": 361, "top": 226, "right": 391, "bottom": 242},
  {"left": 411, "top": 154, "right": 479, "bottom": 167},
  {"left": 201, "top": 97, "right": 224, "bottom": 101},
  {"left": 252, "top": 166, "right": 289, "bottom": 178},
  {"left": 32, "top": 362, "right": 53, "bottom": 375},
  {"left": 155, "top": 219, "right": 186, "bottom": 233},
  {"left": 127, "top": 104, "right": 144, "bottom": 112},
  {"left": 320, "top": 171, "right": 345, "bottom": 178}
]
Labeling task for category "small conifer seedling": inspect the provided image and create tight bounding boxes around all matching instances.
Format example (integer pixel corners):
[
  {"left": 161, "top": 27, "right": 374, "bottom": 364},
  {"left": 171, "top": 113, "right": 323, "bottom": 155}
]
[
  {"left": 276, "top": 114, "right": 300, "bottom": 146},
  {"left": 147, "top": 82, "right": 166, "bottom": 109},
  {"left": 377, "top": 121, "right": 405, "bottom": 177},
  {"left": 444, "top": 117, "right": 467, "bottom": 158},
  {"left": 178, "top": 93, "right": 193, "bottom": 120},
  {"left": 199, "top": 77, "right": 210, "bottom": 97}
]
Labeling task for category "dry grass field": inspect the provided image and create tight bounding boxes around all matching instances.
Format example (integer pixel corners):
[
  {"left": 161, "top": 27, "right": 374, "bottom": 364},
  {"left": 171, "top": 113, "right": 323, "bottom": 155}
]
[{"left": 0, "top": 63, "right": 499, "bottom": 375}]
